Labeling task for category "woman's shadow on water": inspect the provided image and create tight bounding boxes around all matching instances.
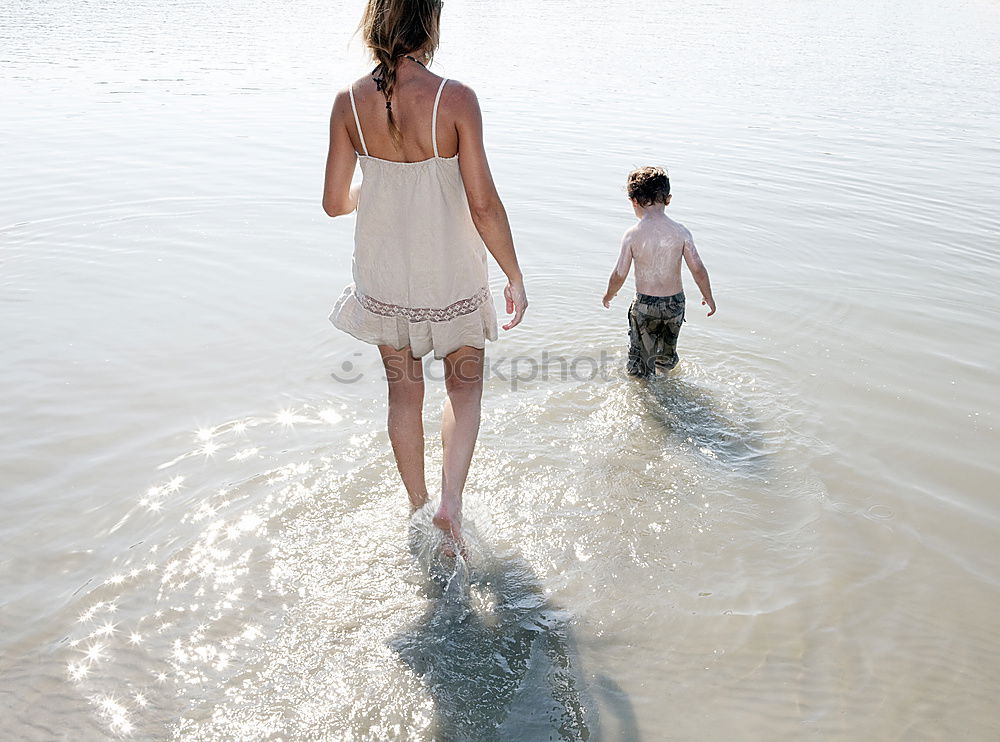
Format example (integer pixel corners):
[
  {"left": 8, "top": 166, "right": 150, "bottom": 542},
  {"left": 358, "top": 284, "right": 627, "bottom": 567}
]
[{"left": 389, "top": 517, "right": 641, "bottom": 742}]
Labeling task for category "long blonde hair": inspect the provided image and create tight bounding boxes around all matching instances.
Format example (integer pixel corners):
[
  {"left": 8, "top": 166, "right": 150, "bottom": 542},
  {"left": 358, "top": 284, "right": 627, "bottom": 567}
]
[{"left": 360, "top": 0, "right": 443, "bottom": 146}]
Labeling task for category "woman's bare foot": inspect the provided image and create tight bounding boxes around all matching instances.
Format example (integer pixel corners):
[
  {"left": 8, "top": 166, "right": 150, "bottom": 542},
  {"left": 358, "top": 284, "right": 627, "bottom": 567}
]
[
  {"left": 408, "top": 494, "right": 429, "bottom": 513},
  {"left": 432, "top": 503, "right": 466, "bottom": 559},
  {"left": 438, "top": 532, "right": 468, "bottom": 560}
]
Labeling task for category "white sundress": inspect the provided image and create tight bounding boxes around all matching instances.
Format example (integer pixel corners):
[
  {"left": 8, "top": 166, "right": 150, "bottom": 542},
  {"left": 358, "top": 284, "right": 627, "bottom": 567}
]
[{"left": 328, "top": 77, "right": 499, "bottom": 360}]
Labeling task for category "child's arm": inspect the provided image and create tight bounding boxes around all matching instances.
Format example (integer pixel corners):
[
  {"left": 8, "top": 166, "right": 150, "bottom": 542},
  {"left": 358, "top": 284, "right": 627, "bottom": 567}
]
[
  {"left": 602, "top": 233, "right": 633, "bottom": 308},
  {"left": 682, "top": 233, "right": 716, "bottom": 316}
]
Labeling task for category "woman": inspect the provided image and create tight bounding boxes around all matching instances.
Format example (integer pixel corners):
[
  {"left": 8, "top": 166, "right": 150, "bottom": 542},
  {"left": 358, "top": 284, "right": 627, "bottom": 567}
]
[{"left": 323, "top": 0, "right": 527, "bottom": 556}]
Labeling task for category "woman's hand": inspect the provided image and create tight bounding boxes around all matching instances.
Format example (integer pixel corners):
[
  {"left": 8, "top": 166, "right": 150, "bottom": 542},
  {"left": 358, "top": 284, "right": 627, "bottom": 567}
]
[{"left": 502, "top": 279, "right": 527, "bottom": 330}]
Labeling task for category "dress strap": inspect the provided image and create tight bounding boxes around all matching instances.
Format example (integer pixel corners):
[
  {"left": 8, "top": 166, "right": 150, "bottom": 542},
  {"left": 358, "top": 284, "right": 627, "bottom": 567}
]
[
  {"left": 348, "top": 83, "right": 368, "bottom": 156},
  {"left": 431, "top": 78, "right": 448, "bottom": 158}
]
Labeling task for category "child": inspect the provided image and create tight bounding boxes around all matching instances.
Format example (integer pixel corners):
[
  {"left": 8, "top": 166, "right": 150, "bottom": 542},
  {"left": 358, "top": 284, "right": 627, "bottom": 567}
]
[{"left": 602, "top": 167, "right": 716, "bottom": 377}]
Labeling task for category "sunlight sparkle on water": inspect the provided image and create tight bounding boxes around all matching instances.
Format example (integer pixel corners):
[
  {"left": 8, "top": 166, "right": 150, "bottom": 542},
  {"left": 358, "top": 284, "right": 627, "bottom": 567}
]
[
  {"left": 276, "top": 407, "right": 312, "bottom": 427},
  {"left": 83, "top": 641, "right": 108, "bottom": 664},
  {"left": 200, "top": 440, "right": 222, "bottom": 457},
  {"left": 318, "top": 407, "right": 344, "bottom": 424},
  {"left": 225, "top": 512, "right": 264, "bottom": 540},
  {"left": 94, "top": 620, "right": 118, "bottom": 637},
  {"left": 95, "top": 693, "right": 133, "bottom": 735},
  {"left": 67, "top": 661, "right": 90, "bottom": 682}
]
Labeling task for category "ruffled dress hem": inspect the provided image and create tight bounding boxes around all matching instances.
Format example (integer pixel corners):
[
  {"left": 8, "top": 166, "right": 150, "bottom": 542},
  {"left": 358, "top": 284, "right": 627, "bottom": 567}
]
[{"left": 328, "top": 285, "right": 499, "bottom": 360}]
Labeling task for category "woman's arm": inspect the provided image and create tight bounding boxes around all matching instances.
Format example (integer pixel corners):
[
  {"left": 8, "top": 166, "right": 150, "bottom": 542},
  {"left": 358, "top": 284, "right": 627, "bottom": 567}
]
[
  {"left": 452, "top": 83, "right": 527, "bottom": 330},
  {"left": 322, "top": 90, "right": 359, "bottom": 217}
]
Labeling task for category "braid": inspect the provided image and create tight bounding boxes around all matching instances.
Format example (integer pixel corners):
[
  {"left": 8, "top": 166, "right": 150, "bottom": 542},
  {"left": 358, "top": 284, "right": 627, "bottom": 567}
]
[
  {"left": 372, "top": 50, "right": 403, "bottom": 146},
  {"left": 360, "top": 0, "right": 443, "bottom": 148}
]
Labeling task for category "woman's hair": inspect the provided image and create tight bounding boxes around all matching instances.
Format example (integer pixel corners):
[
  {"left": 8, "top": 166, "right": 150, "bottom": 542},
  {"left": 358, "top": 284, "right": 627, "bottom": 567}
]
[
  {"left": 360, "top": 0, "right": 443, "bottom": 146},
  {"left": 627, "top": 167, "right": 671, "bottom": 207}
]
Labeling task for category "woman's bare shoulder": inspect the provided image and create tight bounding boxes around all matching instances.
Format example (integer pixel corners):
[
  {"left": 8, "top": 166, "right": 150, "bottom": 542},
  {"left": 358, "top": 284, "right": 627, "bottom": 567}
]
[
  {"left": 330, "top": 75, "right": 374, "bottom": 115},
  {"left": 441, "top": 78, "right": 481, "bottom": 115},
  {"left": 334, "top": 74, "right": 378, "bottom": 101}
]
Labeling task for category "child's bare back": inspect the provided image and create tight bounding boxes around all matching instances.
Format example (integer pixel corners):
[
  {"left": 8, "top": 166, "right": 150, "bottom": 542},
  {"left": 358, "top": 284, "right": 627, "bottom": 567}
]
[{"left": 624, "top": 213, "right": 691, "bottom": 297}]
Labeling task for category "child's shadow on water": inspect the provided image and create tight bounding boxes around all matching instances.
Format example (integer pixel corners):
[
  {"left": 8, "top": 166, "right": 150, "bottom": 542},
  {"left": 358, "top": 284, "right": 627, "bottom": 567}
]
[
  {"left": 390, "top": 518, "right": 641, "bottom": 742},
  {"left": 641, "top": 373, "right": 772, "bottom": 475}
]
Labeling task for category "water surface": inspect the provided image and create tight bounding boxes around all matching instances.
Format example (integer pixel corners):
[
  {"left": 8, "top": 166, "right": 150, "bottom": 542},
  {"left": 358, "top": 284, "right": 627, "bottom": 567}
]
[{"left": 2, "top": 0, "right": 999, "bottom": 739}]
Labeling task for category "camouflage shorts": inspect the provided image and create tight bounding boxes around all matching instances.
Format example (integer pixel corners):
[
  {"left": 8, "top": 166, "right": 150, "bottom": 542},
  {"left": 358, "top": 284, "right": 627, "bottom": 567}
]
[{"left": 626, "top": 291, "right": 686, "bottom": 377}]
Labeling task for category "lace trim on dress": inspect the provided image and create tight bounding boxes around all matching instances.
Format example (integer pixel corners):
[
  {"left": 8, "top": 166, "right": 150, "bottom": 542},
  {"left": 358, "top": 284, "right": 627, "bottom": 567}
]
[{"left": 354, "top": 285, "right": 491, "bottom": 323}]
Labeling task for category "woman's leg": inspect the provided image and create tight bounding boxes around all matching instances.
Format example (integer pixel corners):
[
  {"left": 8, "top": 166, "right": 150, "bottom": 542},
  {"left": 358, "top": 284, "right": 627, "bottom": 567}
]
[
  {"left": 378, "top": 345, "right": 429, "bottom": 510},
  {"left": 433, "top": 346, "right": 484, "bottom": 552}
]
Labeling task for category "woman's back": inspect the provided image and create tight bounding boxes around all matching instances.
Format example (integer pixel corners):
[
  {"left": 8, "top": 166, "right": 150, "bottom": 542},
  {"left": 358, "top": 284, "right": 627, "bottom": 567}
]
[{"left": 347, "top": 63, "right": 459, "bottom": 163}]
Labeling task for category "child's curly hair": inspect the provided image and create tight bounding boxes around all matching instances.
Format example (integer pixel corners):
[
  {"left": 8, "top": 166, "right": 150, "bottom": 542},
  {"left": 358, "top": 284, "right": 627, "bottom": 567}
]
[{"left": 627, "top": 167, "right": 671, "bottom": 207}]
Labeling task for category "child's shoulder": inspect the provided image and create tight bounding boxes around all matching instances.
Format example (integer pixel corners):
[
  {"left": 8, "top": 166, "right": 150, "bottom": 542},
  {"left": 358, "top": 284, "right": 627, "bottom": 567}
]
[{"left": 664, "top": 215, "right": 694, "bottom": 242}]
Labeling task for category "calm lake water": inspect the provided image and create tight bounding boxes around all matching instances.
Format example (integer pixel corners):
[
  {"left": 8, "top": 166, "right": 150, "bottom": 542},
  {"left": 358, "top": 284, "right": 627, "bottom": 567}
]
[{"left": 2, "top": 0, "right": 999, "bottom": 739}]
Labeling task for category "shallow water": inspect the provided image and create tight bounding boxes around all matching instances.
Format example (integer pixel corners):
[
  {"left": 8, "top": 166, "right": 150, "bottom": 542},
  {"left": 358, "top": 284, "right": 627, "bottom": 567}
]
[{"left": 2, "top": 0, "right": 999, "bottom": 739}]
